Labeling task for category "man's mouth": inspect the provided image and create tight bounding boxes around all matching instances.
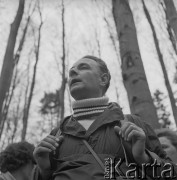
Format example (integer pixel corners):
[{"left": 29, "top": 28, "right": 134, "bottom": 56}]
[{"left": 70, "top": 79, "right": 82, "bottom": 86}]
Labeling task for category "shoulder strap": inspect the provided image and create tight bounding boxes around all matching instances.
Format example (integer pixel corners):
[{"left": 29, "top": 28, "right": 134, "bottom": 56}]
[
  {"left": 49, "top": 126, "right": 62, "bottom": 171},
  {"left": 82, "top": 139, "right": 105, "bottom": 170},
  {"left": 49, "top": 116, "right": 72, "bottom": 167},
  {"left": 82, "top": 139, "right": 124, "bottom": 180}
]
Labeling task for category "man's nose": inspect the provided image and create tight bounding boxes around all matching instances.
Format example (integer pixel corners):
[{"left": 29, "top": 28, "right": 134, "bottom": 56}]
[{"left": 69, "top": 67, "right": 78, "bottom": 77}]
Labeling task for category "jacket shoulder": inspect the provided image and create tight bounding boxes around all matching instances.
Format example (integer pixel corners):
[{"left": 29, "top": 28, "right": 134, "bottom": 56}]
[
  {"left": 50, "top": 115, "right": 71, "bottom": 136},
  {"left": 124, "top": 114, "right": 157, "bottom": 141},
  {"left": 125, "top": 114, "right": 152, "bottom": 133}
]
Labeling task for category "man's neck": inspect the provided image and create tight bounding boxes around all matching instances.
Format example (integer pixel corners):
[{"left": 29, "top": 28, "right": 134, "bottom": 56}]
[
  {"left": 72, "top": 96, "right": 109, "bottom": 119},
  {"left": 72, "top": 96, "right": 109, "bottom": 109}
]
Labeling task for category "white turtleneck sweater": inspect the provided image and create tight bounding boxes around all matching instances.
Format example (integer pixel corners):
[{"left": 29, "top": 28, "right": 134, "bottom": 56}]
[{"left": 72, "top": 96, "right": 109, "bottom": 130}]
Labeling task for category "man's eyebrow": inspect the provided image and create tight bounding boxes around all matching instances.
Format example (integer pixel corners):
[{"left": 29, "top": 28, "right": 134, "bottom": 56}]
[
  {"left": 70, "top": 63, "right": 90, "bottom": 70},
  {"left": 78, "top": 62, "right": 90, "bottom": 67}
]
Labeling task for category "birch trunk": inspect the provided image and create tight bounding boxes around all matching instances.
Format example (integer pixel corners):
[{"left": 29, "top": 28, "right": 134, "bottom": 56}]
[
  {"left": 164, "top": 0, "right": 177, "bottom": 41},
  {"left": 0, "top": 0, "right": 25, "bottom": 126},
  {"left": 21, "top": 2, "right": 43, "bottom": 140},
  {"left": 143, "top": 0, "right": 177, "bottom": 127},
  {"left": 112, "top": 0, "right": 159, "bottom": 128}
]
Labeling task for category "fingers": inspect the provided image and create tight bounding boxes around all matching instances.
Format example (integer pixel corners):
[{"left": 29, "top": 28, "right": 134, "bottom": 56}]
[
  {"left": 123, "top": 123, "right": 137, "bottom": 141},
  {"left": 39, "top": 140, "right": 57, "bottom": 151},
  {"left": 35, "top": 146, "right": 52, "bottom": 154},
  {"left": 34, "top": 135, "right": 64, "bottom": 155},
  {"left": 114, "top": 126, "right": 121, "bottom": 134},
  {"left": 126, "top": 129, "right": 141, "bottom": 141},
  {"left": 114, "top": 121, "right": 145, "bottom": 142},
  {"left": 46, "top": 135, "right": 64, "bottom": 144}
]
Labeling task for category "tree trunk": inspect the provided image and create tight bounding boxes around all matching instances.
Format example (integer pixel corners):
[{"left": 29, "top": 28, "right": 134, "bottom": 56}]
[
  {"left": 0, "top": 12, "right": 31, "bottom": 139},
  {"left": 0, "top": 0, "right": 25, "bottom": 126},
  {"left": 164, "top": 0, "right": 177, "bottom": 42},
  {"left": 59, "top": 0, "right": 66, "bottom": 125},
  {"left": 112, "top": 0, "right": 159, "bottom": 128},
  {"left": 11, "top": 90, "right": 22, "bottom": 142},
  {"left": 103, "top": 16, "right": 121, "bottom": 65},
  {"left": 160, "top": 0, "right": 177, "bottom": 54},
  {"left": 21, "top": 5, "right": 43, "bottom": 141},
  {"left": 142, "top": 0, "right": 177, "bottom": 127}
]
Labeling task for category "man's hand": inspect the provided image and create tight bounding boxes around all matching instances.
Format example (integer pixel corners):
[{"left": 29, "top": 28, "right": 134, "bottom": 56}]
[
  {"left": 114, "top": 121, "right": 150, "bottom": 164},
  {"left": 33, "top": 135, "right": 64, "bottom": 176}
]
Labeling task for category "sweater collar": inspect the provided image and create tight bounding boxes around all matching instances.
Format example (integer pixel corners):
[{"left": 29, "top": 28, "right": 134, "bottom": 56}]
[
  {"left": 72, "top": 96, "right": 109, "bottom": 109},
  {"left": 72, "top": 96, "right": 109, "bottom": 120}
]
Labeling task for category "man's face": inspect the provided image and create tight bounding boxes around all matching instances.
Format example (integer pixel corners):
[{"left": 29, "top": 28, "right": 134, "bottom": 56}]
[
  {"left": 69, "top": 58, "right": 103, "bottom": 100},
  {"left": 159, "top": 136, "right": 177, "bottom": 163}
]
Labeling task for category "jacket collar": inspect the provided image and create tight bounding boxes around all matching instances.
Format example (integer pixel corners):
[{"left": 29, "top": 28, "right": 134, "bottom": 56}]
[{"left": 61, "top": 103, "right": 124, "bottom": 138}]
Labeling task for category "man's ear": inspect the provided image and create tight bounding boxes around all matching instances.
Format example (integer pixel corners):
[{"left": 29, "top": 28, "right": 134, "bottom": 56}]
[{"left": 100, "top": 73, "right": 109, "bottom": 87}]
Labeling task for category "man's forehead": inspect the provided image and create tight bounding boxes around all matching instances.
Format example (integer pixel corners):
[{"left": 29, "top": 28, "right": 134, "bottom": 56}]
[{"left": 70, "top": 58, "right": 97, "bottom": 69}]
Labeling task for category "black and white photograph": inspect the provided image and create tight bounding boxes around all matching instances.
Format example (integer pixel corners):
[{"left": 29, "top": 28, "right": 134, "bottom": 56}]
[{"left": 0, "top": 0, "right": 177, "bottom": 179}]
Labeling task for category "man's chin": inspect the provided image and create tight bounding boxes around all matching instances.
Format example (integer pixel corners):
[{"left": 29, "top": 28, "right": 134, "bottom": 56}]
[{"left": 70, "top": 87, "right": 86, "bottom": 100}]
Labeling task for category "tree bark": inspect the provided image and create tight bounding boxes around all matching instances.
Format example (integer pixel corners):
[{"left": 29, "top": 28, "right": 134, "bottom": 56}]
[
  {"left": 103, "top": 16, "right": 121, "bottom": 65},
  {"left": 11, "top": 90, "right": 22, "bottom": 142},
  {"left": 142, "top": 0, "right": 177, "bottom": 127},
  {"left": 159, "top": 0, "right": 177, "bottom": 54},
  {"left": 59, "top": 0, "right": 67, "bottom": 125},
  {"left": 112, "top": 0, "right": 159, "bottom": 128},
  {"left": 0, "top": 0, "right": 25, "bottom": 126},
  {"left": 21, "top": 3, "right": 43, "bottom": 141},
  {"left": 0, "top": 11, "right": 31, "bottom": 139},
  {"left": 164, "top": 0, "right": 177, "bottom": 42}
]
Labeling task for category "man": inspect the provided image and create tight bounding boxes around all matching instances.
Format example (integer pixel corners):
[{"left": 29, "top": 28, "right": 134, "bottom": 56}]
[
  {"left": 156, "top": 128, "right": 177, "bottom": 164},
  {"left": 33, "top": 56, "right": 177, "bottom": 180}
]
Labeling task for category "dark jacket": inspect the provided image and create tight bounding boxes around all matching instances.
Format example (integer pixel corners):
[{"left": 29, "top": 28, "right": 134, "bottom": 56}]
[{"left": 35, "top": 103, "right": 177, "bottom": 180}]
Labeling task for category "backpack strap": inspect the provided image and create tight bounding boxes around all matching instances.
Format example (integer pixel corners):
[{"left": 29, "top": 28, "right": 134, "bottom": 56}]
[
  {"left": 82, "top": 139, "right": 105, "bottom": 170},
  {"left": 49, "top": 127, "right": 62, "bottom": 171},
  {"left": 82, "top": 139, "right": 124, "bottom": 180},
  {"left": 49, "top": 115, "right": 71, "bottom": 166}
]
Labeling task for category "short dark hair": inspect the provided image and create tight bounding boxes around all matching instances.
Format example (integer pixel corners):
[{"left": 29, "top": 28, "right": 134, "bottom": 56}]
[
  {"left": 82, "top": 55, "right": 111, "bottom": 94},
  {"left": 0, "top": 141, "right": 35, "bottom": 173},
  {"left": 156, "top": 128, "right": 177, "bottom": 150}
]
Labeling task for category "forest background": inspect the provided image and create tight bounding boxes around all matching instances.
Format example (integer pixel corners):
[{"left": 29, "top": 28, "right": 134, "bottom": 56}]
[{"left": 0, "top": 0, "right": 177, "bottom": 150}]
